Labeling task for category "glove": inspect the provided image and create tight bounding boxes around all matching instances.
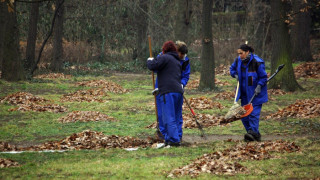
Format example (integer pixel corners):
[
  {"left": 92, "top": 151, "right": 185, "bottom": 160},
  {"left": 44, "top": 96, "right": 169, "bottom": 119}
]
[
  {"left": 147, "top": 57, "right": 154, "bottom": 61},
  {"left": 152, "top": 88, "right": 159, "bottom": 96},
  {"left": 254, "top": 85, "right": 261, "bottom": 95},
  {"left": 234, "top": 75, "right": 239, "bottom": 81}
]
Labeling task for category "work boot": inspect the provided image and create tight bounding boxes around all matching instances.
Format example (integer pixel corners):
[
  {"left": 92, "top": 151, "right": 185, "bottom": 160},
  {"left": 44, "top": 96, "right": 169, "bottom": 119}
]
[
  {"left": 245, "top": 130, "right": 261, "bottom": 142},
  {"left": 165, "top": 141, "right": 181, "bottom": 147},
  {"left": 244, "top": 133, "right": 255, "bottom": 142}
]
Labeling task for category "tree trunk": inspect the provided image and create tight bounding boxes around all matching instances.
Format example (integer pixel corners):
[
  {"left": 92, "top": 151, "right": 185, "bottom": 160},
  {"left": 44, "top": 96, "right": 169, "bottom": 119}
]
[
  {"left": 174, "top": 0, "right": 192, "bottom": 43},
  {"left": 25, "top": 2, "right": 40, "bottom": 76},
  {"left": 246, "top": 0, "right": 270, "bottom": 56},
  {"left": 133, "top": 0, "right": 148, "bottom": 61},
  {"left": 0, "top": 1, "right": 6, "bottom": 74},
  {"left": 199, "top": 0, "right": 215, "bottom": 91},
  {"left": 51, "top": 0, "right": 64, "bottom": 72},
  {"left": 1, "top": 1, "right": 25, "bottom": 81},
  {"left": 269, "top": 0, "right": 302, "bottom": 92},
  {"left": 290, "top": 0, "right": 313, "bottom": 62}
]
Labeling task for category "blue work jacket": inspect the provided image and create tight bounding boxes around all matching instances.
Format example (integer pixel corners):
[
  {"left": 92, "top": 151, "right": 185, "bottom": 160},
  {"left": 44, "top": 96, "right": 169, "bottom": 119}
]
[{"left": 230, "top": 54, "right": 268, "bottom": 105}]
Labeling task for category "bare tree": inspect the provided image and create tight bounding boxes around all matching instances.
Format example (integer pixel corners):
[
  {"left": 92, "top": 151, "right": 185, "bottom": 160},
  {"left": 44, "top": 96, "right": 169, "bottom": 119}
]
[
  {"left": 51, "top": 0, "right": 64, "bottom": 72},
  {"left": 290, "top": 0, "right": 313, "bottom": 62},
  {"left": 0, "top": 1, "right": 26, "bottom": 81},
  {"left": 199, "top": 0, "right": 215, "bottom": 91},
  {"left": 133, "top": 0, "right": 148, "bottom": 61},
  {"left": 246, "top": 0, "right": 270, "bottom": 57},
  {"left": 25, "top": 1, "right": 40, "bottom": 77},
  {"left": 269, "top": 0, "right": 302, "bottom": 91},
  {"left": 174, "top": 0, "right": 192, "bottom": 43}
]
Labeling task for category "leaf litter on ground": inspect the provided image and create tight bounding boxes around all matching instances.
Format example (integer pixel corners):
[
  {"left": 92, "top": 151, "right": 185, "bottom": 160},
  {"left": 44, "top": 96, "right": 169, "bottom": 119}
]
[
  {"left": 61, "top": 88, "right": 108, "bottom": 102},
  {"left": 266, "top": 98, "right": 320, "bottom": 120},
  {"left": 294, "top": 62, "right": 320, "bottom": 79},
  {"left": 186, "top": 79, "right": 231, "bottom": 89},
  {"left": 0, "top": 158, "right": 19, "bottom": 168},
  {"left": 0, "top": 130, "right": 161, "bottom": 152},
  {"left": 0, "top": 92, "right": 67, "bottom": 113},
  {"left": 58, "top": 111, "right": 116, "bottom": 123},
  {"left": 183, "top": 97, "right": 225, "bottom": 110},
  {"left": 168, "top": 140, "right": 300, "bottom": 178},
  {"left": 75, "top": 80, "right": 128, "bottom": 93},
  {"left": 33, "top": 73, "right": 72, "bottom": 79}
]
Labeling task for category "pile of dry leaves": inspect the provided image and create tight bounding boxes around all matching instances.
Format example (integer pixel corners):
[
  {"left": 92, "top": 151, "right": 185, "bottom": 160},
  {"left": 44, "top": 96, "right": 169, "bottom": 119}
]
[
  {"left": 0, "top": 92, "right": 67, "bottom": 113},
  {"left": 268, "top": 89, "right": 287, "bottom": 96},
  {"left": 213, "top": 91, "right": 235, "bottom": 100},
  {"left": 186, "top": 79, "right": 231, "bottom": 89},
  {"left": 183, "top": 97, "right": 225, "bottom": 110},
  {"left": 0, "top": 142, "right": 18, "bottom": 151},
  {"left": 61, "top": 88, "right": 107, "bottom": 102},
  {"left": 183, "top": 113, "right": 225, "bottom": 128},
  {"left": 0, "top": 159, "right": 19, "bottom": 168},
  {"left": 215, "top": 64, "right": 230, "bottom": 76},
  {"left": 0, "top": 130, "right": 152, "bottom": 151},
  {"left": 168, "top": 140, "right": 300, "bottom": 178},
  {"left": 294, "top": 62, "right": 320, "bottom": 79},
  {"left": 34, "top": 73, "right": 72, "bottom": 79},
  {"left": 266, "top": 98, "right": 320, "bottom": 120},
  {"left": 58, "top": 111, "right": 115, "bottom": 123},
  {"left": 0, "top": 92, "right": 49, "bottom": 105},
  {"left": 76, "top": 80, "right": 128, "bottom": 93}
]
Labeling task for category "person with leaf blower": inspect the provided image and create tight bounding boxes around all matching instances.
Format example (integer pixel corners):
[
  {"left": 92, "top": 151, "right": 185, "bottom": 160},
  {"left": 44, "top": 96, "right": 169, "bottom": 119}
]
[
  {"left": 230, "top": 44, "right": 268, "bottom": 141},
  {"left": 147, "top": 41, "right": 184, "bottom": 147},
  {"left": 153, "top": 41, "right": 190, "bottom": 142}
]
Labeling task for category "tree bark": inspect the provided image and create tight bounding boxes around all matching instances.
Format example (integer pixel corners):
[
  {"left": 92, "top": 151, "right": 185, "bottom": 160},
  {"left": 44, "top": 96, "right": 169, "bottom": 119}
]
[
  {"left": 1, "top": 1, "right": 26, "bottom": 81},
  {"left": 133, "top": 0, "right": 148, "bottom": 61},
  {"left": 0, "top": 1, "right": 6, "bottom": 74},
  {"left": 290, "top": 0, "right": 313, "bottom": 62},
  {"left": 246, "top": 0, "right": 270, "bottom": 56},
  {"left": 269, "top": 0, "right": 302, "bottom": 92},
  {"left": 25, "top": 2, "right": 40, "bottom": 76},
  {"left": 199, "top": 0, "right": 215, "bottom": 91},
  {"left": 51, "top": 0, "right": 64, "bottom": 72},
  {"left": 174, "top": 0, "right": 192, "bottom": 43}
]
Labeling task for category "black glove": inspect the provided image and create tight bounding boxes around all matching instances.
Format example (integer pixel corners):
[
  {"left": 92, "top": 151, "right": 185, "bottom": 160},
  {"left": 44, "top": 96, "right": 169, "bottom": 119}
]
[
  {"left": 234, "top": 75, "right": 239, "bottom": 81},
  {"left": 152, "top": 88, "right": 159, "bottom": 96},
  {"left": 254, "top": 85, "right": 261, "bottom": 95}
]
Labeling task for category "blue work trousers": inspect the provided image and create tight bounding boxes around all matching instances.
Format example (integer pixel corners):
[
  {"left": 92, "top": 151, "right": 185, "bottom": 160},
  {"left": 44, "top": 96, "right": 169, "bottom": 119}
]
[
  {"left": 158, "top": 93, "right": 183, "bottom": 143},
  {"left": 241, "top": 103, "right": 262, "bottom": 134}
]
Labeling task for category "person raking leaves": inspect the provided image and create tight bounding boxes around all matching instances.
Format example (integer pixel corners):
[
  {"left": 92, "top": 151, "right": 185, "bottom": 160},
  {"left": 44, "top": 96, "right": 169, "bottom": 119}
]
[
  {"left": 153, "top": 41, "right": 190, "bottom": 142},
  {"left": 229, "top": 44, "right": 268, "bottom": 142},
  {"left": 147, "top": 41, "right": 184, "bottom": 147}
]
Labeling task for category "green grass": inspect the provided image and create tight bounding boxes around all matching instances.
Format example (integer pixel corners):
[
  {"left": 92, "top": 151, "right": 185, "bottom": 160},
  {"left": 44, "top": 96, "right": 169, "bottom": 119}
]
[{"left": 0, "top": 71, "right": 320, "bottom": 179}]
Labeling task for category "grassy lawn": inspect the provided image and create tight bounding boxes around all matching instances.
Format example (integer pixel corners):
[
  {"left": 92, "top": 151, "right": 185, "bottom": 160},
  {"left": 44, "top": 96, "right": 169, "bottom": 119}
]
[{"left": 0, "top": 71, "right": 320, "bottom": 179}]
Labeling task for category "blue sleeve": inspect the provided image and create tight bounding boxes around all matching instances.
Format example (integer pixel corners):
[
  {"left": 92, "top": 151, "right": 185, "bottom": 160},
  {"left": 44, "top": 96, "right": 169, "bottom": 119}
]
[
  {"left": 257, "top": 63, "right": 268, "bottom": 86},
  {"left": 181, "top": 63, "right": 190, "bottom": 87},
  {"left": 230, "top": 58, "right": 238, "bottom": 77}
]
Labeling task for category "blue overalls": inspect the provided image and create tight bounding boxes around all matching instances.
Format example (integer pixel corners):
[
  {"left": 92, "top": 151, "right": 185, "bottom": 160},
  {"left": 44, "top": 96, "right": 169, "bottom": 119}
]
[
  {"left": 230, "top": 54, "right": 268, "bottom": 134},
  {"left": 155, "top": 53, "right": 190, "bottom": 141}
]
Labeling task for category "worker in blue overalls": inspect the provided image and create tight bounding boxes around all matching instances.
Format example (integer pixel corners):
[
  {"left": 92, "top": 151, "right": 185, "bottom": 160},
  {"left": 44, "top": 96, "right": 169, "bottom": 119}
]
[
  {"left": 147, "top": 41, "right": 186, "bottom": 146},
  {"left": 230, "top": 44, "right": 268, "bottom": 141},
  {"left": 153, "top": 41, "right": 190, "bottom": 142}
]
